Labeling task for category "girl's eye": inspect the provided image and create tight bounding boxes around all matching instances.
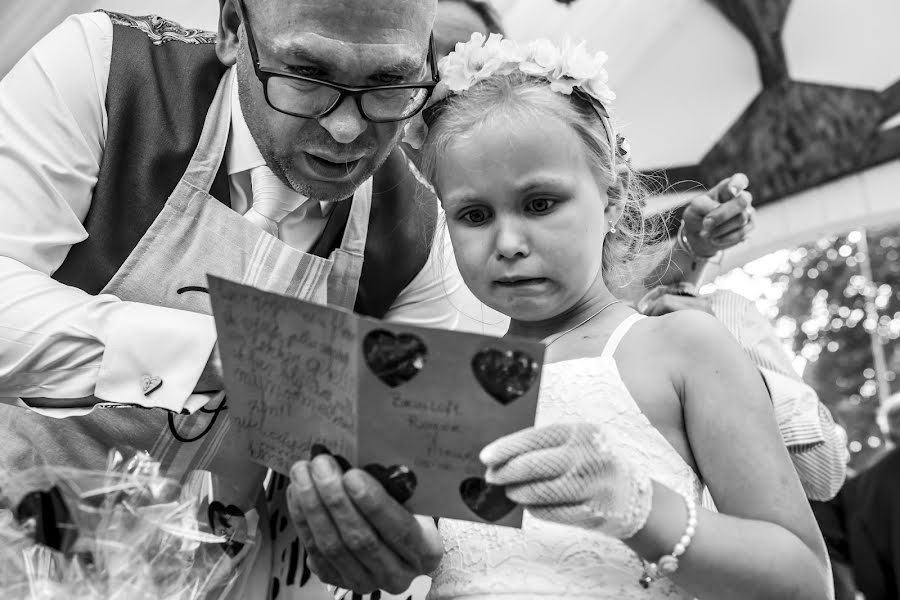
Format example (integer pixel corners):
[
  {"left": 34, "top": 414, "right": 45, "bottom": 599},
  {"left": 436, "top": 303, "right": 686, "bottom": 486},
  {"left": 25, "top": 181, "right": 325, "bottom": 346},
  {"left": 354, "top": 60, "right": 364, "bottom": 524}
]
[
  {"left": 459, "top": 208, "right": 491, "bottom": 225},
  {"left": 527, "top": 198, "right": 556, "bottom": 214}
]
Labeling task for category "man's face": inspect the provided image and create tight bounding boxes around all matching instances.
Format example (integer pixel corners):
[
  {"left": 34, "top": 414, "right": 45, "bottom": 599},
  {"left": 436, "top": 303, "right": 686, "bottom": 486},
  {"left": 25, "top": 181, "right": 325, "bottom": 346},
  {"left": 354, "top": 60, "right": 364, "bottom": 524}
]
[{"left": 235, "top": 0, "right": 436, "bottom": 201}]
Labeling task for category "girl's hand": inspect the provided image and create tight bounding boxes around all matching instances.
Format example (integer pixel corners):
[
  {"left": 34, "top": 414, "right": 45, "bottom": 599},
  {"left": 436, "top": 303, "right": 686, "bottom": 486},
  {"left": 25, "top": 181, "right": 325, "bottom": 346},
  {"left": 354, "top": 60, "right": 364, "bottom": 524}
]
[{"left": 481, "top": 423, "right": 653, "bottom": 539}]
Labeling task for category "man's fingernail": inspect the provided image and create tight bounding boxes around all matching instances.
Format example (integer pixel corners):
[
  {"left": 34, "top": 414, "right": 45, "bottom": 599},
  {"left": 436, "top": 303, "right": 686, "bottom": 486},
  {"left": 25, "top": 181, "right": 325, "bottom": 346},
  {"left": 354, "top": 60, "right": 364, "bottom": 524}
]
[
  {"left": 290, "top": 461, "right": 308, "bottom": 485},
  {"left": 311, "top": 456, "right": 337, "bottom": 479},
  {"left": 728, "top": 185, "right": 740, "bottom": 198},
  {"left": 343, "top": 470, "right": 368, "bottom": 497}
]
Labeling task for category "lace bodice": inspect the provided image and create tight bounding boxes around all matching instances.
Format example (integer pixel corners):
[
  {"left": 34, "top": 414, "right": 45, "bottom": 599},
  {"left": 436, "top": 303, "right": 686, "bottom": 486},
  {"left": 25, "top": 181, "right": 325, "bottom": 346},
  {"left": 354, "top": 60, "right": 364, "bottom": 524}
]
[{"left": 428, "top": 315, "right": 704, "bottom": 600}]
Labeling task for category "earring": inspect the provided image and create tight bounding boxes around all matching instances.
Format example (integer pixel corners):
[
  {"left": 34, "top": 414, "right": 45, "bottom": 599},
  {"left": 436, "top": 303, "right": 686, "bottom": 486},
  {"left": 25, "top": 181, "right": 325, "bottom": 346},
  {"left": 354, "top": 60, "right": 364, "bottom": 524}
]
[{"left": 610, "top": 222, "right": 618, "bottom": 234}]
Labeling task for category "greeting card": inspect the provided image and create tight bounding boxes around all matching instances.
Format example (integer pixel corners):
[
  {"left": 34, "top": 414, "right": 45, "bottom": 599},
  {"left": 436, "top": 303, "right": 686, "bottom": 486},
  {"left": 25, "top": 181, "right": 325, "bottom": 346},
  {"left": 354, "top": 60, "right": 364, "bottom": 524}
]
[{"left": 208, "top": 276, "right": 544, "bottom": 527}]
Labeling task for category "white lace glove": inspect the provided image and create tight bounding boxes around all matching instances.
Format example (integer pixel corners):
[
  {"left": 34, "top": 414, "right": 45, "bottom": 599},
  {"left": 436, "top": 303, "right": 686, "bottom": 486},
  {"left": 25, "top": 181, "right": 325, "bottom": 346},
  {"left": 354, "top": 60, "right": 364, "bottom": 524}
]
[{"left": 480, "top": 423, "right": 653, "bottom": 539}]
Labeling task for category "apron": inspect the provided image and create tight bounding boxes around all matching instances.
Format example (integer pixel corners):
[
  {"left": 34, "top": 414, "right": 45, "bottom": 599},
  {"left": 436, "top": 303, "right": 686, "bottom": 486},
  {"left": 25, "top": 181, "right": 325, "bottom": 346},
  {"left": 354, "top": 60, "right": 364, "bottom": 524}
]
[{"left": 3, "top": 69, "right": 372, "bottom": 599}]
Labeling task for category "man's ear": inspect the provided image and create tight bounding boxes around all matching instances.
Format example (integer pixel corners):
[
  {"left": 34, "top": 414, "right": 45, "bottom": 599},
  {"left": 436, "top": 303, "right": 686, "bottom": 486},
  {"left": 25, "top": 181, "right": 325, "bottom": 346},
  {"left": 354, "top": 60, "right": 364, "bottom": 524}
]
[
  {"left": 605, "top": 164, "right": 631, "bottom": 227},
  {"left": 216, "top": 0, "right": 242, "bottom": 66}
]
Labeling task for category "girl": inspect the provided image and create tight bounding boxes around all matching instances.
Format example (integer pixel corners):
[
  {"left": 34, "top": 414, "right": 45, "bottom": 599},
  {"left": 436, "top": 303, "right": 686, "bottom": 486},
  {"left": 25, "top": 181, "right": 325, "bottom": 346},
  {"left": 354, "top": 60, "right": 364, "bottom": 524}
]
[{"left": 418, "top": 33, "right": 831, "bottom": 599}]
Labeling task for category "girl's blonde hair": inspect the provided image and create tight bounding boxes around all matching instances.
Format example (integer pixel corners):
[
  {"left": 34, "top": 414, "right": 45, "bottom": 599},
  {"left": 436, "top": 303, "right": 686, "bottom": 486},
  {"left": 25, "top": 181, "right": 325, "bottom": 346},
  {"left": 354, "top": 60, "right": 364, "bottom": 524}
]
[{"left": 420, "top": 70, "right": 670, "bottom": 289}]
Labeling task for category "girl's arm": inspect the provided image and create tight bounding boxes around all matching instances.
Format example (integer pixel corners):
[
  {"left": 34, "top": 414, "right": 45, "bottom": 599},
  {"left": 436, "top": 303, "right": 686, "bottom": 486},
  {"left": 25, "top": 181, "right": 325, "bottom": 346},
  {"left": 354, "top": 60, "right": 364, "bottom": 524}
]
[{"left": 625, "top": 309, "right": 831, "bottom": 600}]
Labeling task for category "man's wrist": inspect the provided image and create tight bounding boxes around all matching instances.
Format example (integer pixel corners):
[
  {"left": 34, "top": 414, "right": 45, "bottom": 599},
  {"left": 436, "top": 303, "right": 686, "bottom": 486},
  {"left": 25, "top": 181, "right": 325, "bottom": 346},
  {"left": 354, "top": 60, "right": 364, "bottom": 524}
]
[
  {"left": 676, "top": 221, "right": 723, "bottom": 275},
  {"left": 677, "top": 221, "right": 720, "bottom": 261}
]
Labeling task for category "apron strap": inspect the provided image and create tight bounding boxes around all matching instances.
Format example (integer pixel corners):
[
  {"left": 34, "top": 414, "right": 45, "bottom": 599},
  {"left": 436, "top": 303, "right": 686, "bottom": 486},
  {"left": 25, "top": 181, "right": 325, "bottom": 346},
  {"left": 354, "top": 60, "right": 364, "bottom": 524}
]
[
  {"left": 179, "top": 69, "right": 234, "bottom": 193},
  {"left": 338, "top": 178, "right": 373, "bottom": 257}
]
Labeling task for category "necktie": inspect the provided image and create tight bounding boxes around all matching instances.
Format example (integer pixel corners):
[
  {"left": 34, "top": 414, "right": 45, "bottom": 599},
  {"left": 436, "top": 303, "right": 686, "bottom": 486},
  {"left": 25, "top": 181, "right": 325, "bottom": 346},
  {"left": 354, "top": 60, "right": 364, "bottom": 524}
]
[{"left": 244, "top": 165, "right": 307, "bottom": 237}]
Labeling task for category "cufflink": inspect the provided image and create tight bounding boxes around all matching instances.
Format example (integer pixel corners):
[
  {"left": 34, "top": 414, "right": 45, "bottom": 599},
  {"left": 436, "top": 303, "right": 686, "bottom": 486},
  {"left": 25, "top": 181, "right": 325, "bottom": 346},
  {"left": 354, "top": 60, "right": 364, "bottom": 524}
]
[{"left": 141, "top": 375, "right": 163, "bottom": 396}]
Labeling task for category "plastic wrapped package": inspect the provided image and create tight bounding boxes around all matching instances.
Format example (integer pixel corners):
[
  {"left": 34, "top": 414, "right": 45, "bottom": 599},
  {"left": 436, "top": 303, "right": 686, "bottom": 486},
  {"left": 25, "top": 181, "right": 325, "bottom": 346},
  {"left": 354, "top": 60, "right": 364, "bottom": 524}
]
[{"left": 0, "top": 449, "right": 254, "bottom": 600}]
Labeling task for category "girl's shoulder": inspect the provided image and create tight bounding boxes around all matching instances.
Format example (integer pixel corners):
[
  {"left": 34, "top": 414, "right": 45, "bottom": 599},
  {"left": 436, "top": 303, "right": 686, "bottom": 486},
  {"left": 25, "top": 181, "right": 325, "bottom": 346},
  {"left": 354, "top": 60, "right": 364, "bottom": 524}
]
[
  {"left": 618, "top": 309, "right": 742, "bottom": 389},
  {"left": 637, "top": 308, "right": 735, "bottom": 356}
]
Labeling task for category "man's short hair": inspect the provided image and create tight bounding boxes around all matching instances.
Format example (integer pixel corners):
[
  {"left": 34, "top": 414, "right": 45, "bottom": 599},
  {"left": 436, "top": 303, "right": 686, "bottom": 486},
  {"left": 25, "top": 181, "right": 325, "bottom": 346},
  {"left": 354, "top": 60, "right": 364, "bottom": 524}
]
[{"left": 440, "top": 0, "right": 506, "bottom": 35}]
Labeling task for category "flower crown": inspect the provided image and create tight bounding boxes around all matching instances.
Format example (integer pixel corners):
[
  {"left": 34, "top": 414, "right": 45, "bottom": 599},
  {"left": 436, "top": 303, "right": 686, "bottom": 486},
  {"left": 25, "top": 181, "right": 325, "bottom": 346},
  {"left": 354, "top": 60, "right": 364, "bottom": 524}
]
[{"left": 413, "top": 33, "right": 630, "bottom": 162}]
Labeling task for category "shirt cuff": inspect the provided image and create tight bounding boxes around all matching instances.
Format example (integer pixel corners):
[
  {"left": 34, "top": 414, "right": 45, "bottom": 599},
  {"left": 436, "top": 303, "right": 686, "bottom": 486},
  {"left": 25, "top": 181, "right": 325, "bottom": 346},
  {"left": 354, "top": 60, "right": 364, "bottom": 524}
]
[
  {"left": 761, "top": 367, "right": 826, "bottom": 450},
  {"left": 94, "top": 303, "right": 217, "bottom": 413}
]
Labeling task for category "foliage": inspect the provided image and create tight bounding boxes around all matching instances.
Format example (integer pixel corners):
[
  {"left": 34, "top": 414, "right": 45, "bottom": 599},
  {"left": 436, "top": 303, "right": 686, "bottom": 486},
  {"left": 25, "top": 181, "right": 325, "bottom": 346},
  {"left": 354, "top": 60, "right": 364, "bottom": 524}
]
[{"left": 717, "top": 224, "right": 900, "bottom": 471}]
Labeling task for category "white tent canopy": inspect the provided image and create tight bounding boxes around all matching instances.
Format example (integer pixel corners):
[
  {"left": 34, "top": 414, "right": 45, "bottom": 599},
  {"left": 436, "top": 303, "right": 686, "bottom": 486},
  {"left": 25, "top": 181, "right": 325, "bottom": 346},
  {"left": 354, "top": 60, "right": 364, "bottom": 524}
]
[
  {"left": 4, "top": 0, "right": 897, "bottom": 175},
  {"left": 3, "top": 0, "right": 899, "bottom": 271}
]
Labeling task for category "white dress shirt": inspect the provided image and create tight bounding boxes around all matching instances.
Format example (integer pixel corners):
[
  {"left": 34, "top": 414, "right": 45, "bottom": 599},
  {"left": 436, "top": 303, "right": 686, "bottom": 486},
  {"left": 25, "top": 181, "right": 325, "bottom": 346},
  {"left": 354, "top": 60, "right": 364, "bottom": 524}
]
[{"left": 0, "top": 12, "right": 464, "bottom": 416}]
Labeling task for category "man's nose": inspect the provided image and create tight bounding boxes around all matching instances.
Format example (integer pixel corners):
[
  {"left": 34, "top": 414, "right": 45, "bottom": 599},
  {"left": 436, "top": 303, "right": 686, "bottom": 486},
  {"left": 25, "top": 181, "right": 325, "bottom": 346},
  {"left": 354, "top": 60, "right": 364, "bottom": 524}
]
[{"left": 317, "top": 96, "right": 368, "bottom": 144}]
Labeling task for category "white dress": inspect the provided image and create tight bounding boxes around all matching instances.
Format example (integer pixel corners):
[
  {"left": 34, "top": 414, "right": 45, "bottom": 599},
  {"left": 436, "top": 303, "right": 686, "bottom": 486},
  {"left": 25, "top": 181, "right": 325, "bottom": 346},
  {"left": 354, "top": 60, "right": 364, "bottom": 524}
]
[{"left": 428, "top": 314, "right": 704, "bottom": 600}]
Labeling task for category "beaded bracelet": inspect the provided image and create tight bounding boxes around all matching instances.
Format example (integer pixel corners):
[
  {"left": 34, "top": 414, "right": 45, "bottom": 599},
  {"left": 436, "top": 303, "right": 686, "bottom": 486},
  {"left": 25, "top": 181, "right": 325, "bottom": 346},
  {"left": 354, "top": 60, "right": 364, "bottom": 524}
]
[{"left": 639, "top": 494, "right": 698, "bottom": 588}]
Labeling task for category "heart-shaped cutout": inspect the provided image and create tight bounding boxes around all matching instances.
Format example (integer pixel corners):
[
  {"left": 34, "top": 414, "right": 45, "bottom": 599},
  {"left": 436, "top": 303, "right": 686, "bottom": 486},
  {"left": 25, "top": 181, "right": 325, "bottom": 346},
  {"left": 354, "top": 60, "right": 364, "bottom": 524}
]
[
  {"left": 459, "top": 477, "right": 517, "bottom": 522},
  {"left": 310, "top": 443, "right": 352, "bottom": 473},
  {"left": 207, "top": 501, "right": 248, "bottom": 557},
  {"left": 141, "top": 375, "right": 163, "bottom": 396},
  {"left": 363, "top": 329, "right": 427, "bottom": 387},
  {"left": 363, "top": 463, "right": 418, "bottom": 504},
  {"left": 471, "top": 349, "right": 539, "bottom": 405}
]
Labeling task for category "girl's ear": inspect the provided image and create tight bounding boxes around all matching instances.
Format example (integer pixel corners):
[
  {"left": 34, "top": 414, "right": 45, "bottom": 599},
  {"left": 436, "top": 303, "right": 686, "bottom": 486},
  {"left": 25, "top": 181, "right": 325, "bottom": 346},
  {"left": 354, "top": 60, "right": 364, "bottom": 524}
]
[{"left": 605, "top": 164, "right": 631, "bottom": 229}]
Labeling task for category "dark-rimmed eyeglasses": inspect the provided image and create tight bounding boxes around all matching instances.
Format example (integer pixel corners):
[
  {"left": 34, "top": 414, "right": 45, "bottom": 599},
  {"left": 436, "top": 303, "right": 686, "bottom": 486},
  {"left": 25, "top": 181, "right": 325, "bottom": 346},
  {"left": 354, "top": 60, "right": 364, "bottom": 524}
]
[{"left": 237, "top": 0, "right": 440, "bottom": 123}]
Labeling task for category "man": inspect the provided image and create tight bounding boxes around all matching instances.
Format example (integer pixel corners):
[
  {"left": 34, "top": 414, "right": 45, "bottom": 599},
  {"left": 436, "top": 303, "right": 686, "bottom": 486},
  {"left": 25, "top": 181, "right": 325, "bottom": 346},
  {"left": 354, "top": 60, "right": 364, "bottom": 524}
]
[
  {"left": 0, "top": 1, "right": 458, "bottom": 597},
  {"left": 812, "top": 395, "right": 900, "bottom": 600},
  {"left": 639, "top": 288, "right": 847, "bottom": 501},
  {"left": 0, "top": 1, "right": 754, "bottom": 598}
]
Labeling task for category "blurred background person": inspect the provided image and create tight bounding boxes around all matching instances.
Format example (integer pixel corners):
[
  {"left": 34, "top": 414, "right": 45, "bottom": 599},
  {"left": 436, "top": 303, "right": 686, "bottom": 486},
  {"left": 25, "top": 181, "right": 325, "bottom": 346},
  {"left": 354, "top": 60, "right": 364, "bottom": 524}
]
[
  {"left": 435, "top": 0, "right": 506, "bottom": 57},
  {"left": 811, "top": 397, "right": 900, "bottom": 600}
]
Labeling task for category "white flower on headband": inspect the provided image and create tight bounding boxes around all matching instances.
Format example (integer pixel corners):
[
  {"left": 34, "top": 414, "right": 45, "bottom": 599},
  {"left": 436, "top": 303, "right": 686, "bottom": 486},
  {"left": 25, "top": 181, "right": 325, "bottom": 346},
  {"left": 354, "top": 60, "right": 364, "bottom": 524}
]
[{"left": 439, "top": 33, "right": 616, "bottom": 107}]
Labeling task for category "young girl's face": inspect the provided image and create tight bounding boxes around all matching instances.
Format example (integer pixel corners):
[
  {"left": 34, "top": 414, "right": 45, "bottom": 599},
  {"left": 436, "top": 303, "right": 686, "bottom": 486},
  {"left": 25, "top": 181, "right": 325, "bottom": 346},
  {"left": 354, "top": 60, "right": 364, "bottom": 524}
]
[{"left": 436, "top": 114, "right": 615, "bottom": 322}]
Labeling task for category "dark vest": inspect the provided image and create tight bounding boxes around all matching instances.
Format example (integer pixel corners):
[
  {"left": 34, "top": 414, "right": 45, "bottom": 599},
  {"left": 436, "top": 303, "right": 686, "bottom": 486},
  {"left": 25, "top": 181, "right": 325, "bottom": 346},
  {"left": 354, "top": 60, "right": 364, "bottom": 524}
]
[{"left": 51, "top": 11, "right": 436, "bottom": 318}]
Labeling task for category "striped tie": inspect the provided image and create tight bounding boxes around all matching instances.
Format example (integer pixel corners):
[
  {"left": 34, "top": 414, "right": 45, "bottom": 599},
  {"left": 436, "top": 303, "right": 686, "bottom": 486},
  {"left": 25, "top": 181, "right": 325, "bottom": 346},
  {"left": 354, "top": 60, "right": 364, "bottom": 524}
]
[{"left": 244, "top": 165, "right": 307, "bottom": 237}]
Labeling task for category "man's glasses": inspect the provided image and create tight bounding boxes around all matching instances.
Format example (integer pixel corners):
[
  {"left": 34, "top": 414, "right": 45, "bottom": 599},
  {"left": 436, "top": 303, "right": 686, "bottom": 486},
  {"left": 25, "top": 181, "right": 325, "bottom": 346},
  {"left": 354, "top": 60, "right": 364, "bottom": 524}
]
[{"left": 238, "top": 0, "right": 440, "bottom": 123}]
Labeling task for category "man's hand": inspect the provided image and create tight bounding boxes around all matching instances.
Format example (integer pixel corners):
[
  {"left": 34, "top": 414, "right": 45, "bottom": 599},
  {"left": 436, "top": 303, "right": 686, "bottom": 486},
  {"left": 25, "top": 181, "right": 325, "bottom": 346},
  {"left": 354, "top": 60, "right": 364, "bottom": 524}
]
[
  {"left": 287, "top": 455, "right": 444, "bottom": 594},
  {"left": 637, "top": 286, "right": 714, "bottom": 317},
  {"left": 681, "top": 173, "right": 754, "bottom": 258}
]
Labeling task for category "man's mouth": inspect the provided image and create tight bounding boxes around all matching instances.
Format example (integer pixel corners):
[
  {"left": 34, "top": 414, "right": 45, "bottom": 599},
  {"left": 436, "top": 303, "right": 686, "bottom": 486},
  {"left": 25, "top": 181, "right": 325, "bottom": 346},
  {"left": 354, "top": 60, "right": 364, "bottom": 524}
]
[{"left": 303, "top": 152, "right": 363, "bottom": 180}]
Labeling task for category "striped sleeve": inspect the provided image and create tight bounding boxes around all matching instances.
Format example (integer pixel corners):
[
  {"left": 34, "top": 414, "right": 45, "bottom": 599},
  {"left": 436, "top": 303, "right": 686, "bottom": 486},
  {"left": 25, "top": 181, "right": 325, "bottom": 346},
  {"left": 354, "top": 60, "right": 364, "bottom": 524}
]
[
  {"left": 761, "top": 367, "right": 826, "bottom": 450},
  {"left": 709, "top": 290, "right": 847, "bottom": 500},
  {"left": 789, "top": 404, "right": 847, "bottom": 501}
]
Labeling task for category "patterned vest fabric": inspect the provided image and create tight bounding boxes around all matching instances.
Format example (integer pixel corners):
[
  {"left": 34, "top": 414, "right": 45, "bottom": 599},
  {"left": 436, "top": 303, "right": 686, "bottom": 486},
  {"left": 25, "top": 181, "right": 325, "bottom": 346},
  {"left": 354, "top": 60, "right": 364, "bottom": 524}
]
[{"left": 51, "top": 11, "right": 437, "bottom": 319}]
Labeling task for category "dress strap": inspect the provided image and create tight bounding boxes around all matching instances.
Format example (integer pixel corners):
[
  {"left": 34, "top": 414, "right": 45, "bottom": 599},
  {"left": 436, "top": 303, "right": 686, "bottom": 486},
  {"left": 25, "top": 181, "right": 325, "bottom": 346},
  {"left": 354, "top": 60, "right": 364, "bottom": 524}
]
[{"left": 600, "top": 313, "right": 646, "bottom": 360}]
